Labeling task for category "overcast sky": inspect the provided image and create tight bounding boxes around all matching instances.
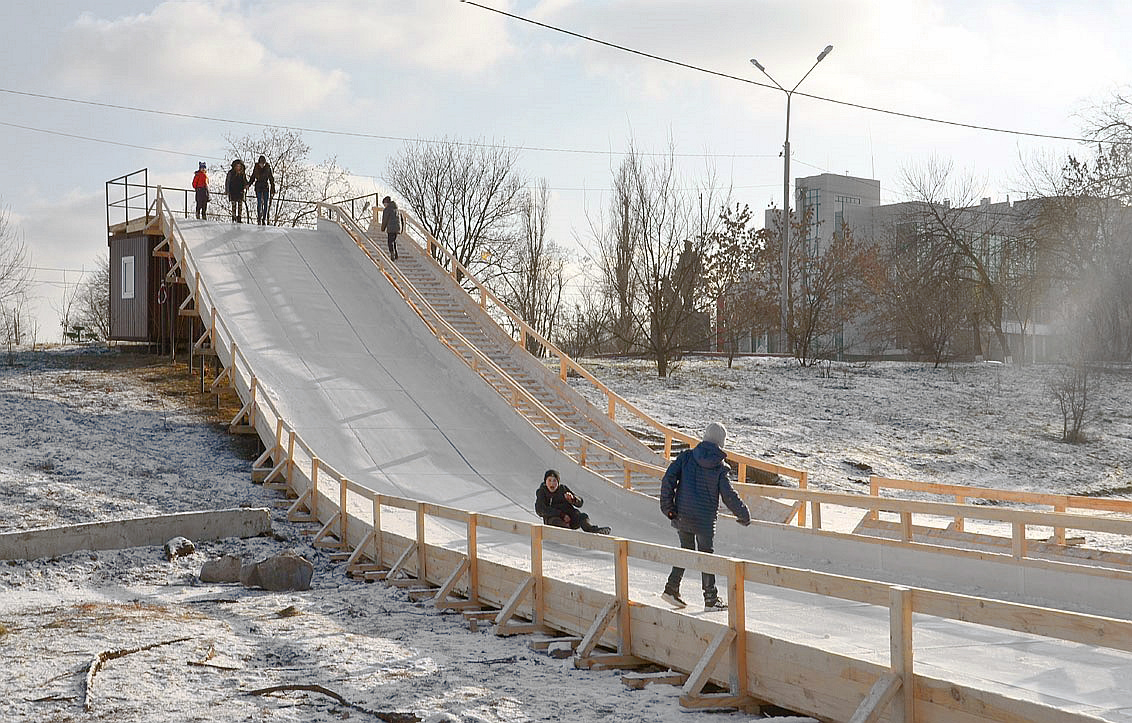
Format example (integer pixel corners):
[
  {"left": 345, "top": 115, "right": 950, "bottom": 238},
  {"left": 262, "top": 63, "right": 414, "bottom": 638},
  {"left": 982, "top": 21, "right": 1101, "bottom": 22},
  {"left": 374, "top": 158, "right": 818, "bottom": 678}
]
[{"left": 2, "top": 0, "right": 1130, "bottom": 339}]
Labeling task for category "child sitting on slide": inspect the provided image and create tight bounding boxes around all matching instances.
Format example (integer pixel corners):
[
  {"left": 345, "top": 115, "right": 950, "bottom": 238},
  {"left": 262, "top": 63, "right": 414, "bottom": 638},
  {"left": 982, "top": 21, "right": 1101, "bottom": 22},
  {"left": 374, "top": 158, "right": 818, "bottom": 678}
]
[{"left": 534, "top": 469, "right": 611, "bottom": 535}]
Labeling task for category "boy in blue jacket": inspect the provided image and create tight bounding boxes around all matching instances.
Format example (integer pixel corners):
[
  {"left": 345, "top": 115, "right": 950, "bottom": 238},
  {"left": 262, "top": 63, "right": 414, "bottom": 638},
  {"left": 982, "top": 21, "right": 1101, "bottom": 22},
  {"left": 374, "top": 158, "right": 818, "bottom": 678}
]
[{"left": 660, "top": 422, "right": 750, "bottom": 610}]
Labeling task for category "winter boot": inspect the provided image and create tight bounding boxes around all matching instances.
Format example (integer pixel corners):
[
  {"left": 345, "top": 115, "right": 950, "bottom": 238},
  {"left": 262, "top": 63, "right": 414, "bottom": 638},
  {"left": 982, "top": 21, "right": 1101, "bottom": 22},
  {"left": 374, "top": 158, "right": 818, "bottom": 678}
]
[{"left": 661, "top": 588, "right": 686, "bottom": 608}]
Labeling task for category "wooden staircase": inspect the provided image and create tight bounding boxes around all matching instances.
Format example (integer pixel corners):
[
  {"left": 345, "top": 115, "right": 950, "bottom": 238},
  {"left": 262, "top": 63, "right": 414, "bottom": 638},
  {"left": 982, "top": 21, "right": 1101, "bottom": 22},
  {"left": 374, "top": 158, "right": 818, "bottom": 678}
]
[{"left": 357, "top": 225, "right": 668, "bottom": 496}]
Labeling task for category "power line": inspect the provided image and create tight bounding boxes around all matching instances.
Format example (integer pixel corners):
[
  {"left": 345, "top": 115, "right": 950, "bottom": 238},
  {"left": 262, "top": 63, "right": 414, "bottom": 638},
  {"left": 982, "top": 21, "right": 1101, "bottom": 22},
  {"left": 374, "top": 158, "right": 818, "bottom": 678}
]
[
  {"left": 459, "top": 0, "right": 1114, "bottom": 147},
  {"left": 0, "top": 87, "right": 776, "bottom": 160},
  {"left": 0, "top": 120, "right": 223, "bottom": 160}
]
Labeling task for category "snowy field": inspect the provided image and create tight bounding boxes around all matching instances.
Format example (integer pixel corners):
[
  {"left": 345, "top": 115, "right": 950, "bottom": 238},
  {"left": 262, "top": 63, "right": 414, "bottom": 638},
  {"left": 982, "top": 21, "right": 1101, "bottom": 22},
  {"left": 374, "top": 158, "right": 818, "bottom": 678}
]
[
  {"left": 0, "top": 347, "right": 815, "bottom": 722},
  {"left": 571, "top": 355, "right": 1132, "bottom": 500}
]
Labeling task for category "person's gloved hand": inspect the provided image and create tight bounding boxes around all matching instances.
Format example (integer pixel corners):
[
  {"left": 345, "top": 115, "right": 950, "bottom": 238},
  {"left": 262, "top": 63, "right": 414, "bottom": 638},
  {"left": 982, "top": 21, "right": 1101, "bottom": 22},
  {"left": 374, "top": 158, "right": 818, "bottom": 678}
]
[{"left": 736, "top": 518, "right": 751, "bottom": 527}]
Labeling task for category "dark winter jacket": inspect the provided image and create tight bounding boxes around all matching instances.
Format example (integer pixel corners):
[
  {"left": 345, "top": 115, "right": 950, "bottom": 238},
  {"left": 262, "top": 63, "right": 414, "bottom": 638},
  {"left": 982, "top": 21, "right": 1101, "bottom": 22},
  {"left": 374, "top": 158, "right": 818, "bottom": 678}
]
[
  {"left": 250, "top": 160, "right": 275, "bottom": 195},
  {"left": 660, "top": 442, "right": 750, "bottom": 534},
  {"left": 535, "top": 482, "right": 584, "bottom": 524},
  {"left": 225, "top": 166, "right": 249, "bottom": 199},
  {"left": 380, "top": 201, "right": 402, "bottom": 234}
]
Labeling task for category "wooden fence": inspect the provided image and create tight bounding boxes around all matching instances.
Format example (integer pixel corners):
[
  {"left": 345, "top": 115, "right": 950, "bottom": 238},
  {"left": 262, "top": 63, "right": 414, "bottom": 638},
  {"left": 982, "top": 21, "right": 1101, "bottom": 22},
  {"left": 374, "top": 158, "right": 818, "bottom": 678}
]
[{"left": 148, "top": 191, "right": 1132, "bottom": 722}]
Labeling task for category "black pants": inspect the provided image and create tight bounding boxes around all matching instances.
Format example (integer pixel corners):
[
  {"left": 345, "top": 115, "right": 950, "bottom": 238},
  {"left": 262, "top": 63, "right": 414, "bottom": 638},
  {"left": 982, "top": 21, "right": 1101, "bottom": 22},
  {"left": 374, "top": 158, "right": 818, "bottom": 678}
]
[
  {"left": 230, "top": 196, "right": 245, "bottom": 223},
  {"left": 665, "top": 527, "right": 717, "bottom": 601},
  {"left": 387, "top": 232, "right": 398, "bottom": 259},
  {"left": 195, "top": 188, "right": 208, "bottom": 219}
]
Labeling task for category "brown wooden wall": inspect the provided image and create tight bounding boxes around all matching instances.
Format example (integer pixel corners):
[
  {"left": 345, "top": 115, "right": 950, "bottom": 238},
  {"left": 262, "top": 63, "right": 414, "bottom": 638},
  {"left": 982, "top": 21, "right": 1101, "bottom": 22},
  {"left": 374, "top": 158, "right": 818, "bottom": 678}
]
[{"left": 108, "top": 232, "right": 193, "bottom": 345}]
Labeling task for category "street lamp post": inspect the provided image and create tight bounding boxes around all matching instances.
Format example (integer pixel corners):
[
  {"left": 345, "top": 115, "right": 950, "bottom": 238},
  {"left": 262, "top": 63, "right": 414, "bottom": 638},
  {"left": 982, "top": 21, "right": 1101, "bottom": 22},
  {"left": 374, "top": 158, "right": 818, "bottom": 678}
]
[{"left": 750, "top": 45, "right": 832, "bottom": 355}]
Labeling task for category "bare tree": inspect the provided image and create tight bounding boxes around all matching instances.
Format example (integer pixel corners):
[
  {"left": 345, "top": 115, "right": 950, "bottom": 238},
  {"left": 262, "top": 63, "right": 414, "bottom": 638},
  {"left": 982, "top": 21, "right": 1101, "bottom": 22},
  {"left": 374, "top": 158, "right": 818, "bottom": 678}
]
[
  {"left": 790, "top": 221, "right": 882, "bottom": 366},
  {"left": 701, "top": 203, "right": 770, "bottom": 367},
  {"left": 902, "top": 158, "right": 1027, "bottom": 363},
  {"left": 385, "top": 137, "right": 525, "bottom": 281},
  {"left": 873, "top": 216, "right": 973, "bottom": 366},
  {"left": 555, "top": 288, "right": 610, "bottom": 360},
  {"left": 0, "top": 203, "right": 30, "bottom": 309},
  {"left": 73, "top": 257, "right": 110, "bottom": 342},
  {"left": 1028, "top": 140, "right": 1132, "bottom": 362},
  {"left": 593, "top": 153, "right": 641, "bottom": 353},
  {"left": 591, "top": 142, "right": 725, "bottom": 376},
  {"left": 494, "top": 179, "right": 566, "bottom": 356},
  {"left": 1049, "top": 361, "right": 1090, "bottom": 443},
  {"left": 216, "top": 127, "right": 356, "bottom": 227}
]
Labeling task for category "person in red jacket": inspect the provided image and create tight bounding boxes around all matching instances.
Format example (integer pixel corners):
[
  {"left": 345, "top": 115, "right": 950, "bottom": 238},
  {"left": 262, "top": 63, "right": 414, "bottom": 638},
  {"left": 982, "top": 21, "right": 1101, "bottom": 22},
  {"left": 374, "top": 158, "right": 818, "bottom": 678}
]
[{"left": 192, "top": 162, "right": 209, "bottom": 219}]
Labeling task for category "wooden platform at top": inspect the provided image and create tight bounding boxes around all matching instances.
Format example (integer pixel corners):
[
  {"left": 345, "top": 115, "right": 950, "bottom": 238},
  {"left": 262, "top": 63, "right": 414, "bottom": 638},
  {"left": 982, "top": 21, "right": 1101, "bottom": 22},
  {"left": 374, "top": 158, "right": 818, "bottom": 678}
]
[{"left": 109, "top": 215, "right": 164, "bottom": 237}]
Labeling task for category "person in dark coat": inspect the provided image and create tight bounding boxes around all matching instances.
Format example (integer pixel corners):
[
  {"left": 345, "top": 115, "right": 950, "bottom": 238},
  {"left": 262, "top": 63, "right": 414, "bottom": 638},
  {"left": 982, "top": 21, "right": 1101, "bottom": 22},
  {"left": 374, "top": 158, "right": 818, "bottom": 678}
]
[
  {"left": 225, "top": 159, "right": 250, "bottom": 223},
  {"left": 380, "top": 196, "right": 401, "bottom": 260},
  {"left": 249, "top": 154, "right": 275, "bottom": 225},
  {"left": 659, "top": 422, "right": 751, "bottom": 610},
  {"left": 192, "top": 162, "right": 209, "bottom": 220},
  {"left": 535, "top": 469, "right": 611, "bottom": 534}
]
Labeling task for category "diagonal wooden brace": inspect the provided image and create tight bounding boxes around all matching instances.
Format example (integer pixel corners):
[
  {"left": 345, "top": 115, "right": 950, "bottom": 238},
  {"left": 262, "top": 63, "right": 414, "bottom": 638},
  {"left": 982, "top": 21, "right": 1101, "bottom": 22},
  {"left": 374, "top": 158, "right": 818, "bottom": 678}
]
[
  {"left": 494, "top": 576, "right": 538, "bottom": 636},
  {"left": 433, "top": 558, "right": 474, "bottom": 610},
  {"left": 286, "top": 489, "right": 314, "bottom": 523},
  {"left": 679, "top": 628, "right": 756, "bottom": 711},
  {"left": 848, "top": 673, "right": 902, "bottom": 723}
]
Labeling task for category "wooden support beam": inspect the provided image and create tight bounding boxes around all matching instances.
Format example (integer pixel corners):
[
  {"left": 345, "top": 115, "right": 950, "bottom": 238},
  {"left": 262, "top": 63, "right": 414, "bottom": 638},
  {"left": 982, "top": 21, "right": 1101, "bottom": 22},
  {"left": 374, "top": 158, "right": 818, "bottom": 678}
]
[
  {"left": 285, "top": 489, "right": 314, "bottom": 523},
  {"left": 528, "top": 636, "right": 581, "bottom": 652},
  {"left": 311, "top": 513, "right": 342, "bottom": 549},
  {"left": 494, "top": 576, "right": 536, "bottom": 637},
  {"left": 848, "top": 674, "right": 902, "bottom": 723},
  {"left": 681, "top": 628, "right": 734, "bottom": 699},
  {"left": 383, "top": 542, "right": 417, "bottom": 584},
  {"left": 622, "top": 670, "right": 688, "bottom": 690},
  {"left": 433, "top": 558, "right": 470, "bottom": 610}
]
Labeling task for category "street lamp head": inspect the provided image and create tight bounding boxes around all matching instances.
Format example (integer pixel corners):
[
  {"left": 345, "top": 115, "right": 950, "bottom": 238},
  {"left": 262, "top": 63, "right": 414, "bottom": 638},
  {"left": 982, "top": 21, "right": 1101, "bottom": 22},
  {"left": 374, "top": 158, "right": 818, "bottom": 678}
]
[
  {"left": 817, "top": 44, "right": 833, "bottom": 62},
  {"left": 749, "top": 58, "right": 765, "bottom": 72}
]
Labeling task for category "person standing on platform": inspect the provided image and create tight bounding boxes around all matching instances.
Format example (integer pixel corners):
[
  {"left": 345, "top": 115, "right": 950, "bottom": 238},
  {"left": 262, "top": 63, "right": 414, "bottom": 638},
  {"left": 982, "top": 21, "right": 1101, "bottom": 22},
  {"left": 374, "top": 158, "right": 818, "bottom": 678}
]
[
  {"left": 380, "top": 196, "right": 401, "bottom": 260},
  {"left": 225, "top": 159, "right": 249, "bottom": 223},
  {"left": 659, "top": 422, "right": 750, "bottom": 611},
  {"left": 192, "top": 162, "right": 209, "bottom": 220},
  {"left": 249, "top": 155, "right": 275, "bottom": 225}
]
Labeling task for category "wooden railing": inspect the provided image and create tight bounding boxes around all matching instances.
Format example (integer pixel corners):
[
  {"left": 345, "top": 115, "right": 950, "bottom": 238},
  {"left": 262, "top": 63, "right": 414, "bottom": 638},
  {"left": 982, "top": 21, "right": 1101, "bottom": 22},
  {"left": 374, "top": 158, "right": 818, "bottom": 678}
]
[
  {"left": 870, "top": 475, "right": 1132, "bottom": 546},
  {"left": 149, "top": 192, "right": 1132, "bottom": 721},
  {"left": 374, "top": 209, "right": 811, "bottom": 512},
  {"left": 316, "top": 202, "right": 668, "bottom": 491}
]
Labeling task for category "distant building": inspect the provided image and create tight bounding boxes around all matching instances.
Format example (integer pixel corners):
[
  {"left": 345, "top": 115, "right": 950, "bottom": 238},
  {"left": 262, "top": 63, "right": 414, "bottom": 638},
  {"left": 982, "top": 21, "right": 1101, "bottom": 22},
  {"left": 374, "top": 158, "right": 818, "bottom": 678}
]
[{"left": 733, "top": 173, "right": 1082, "bottom": 363}]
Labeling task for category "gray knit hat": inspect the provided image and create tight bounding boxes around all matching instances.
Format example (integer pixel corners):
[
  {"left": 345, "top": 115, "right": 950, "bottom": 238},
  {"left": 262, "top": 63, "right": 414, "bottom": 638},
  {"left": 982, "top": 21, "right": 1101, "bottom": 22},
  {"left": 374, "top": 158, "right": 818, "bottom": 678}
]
[{"left": 703, "top": 422, "right": 727, "bottom": 447}]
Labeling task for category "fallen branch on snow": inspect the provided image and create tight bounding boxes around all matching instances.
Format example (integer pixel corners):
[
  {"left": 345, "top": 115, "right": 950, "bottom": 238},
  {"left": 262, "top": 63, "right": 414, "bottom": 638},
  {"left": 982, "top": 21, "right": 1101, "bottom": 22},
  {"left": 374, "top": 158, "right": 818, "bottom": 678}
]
[
  {"left": 84, "top": 637, "right": 192, "bottom": 712},
  {"left": 245, "top": 684, "right": 421, "bottom": 722}
]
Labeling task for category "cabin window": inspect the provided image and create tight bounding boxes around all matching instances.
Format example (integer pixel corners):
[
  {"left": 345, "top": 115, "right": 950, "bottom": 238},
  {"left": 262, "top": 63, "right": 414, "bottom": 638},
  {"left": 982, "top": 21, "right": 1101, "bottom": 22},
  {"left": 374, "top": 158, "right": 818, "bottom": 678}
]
[{"left": 121, "top": 255, "right": 135, "bottom": 299}]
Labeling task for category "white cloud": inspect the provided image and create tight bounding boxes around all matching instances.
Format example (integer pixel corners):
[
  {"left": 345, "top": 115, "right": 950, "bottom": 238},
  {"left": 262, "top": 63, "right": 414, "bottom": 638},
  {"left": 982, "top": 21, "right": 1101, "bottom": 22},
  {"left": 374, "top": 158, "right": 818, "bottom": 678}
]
[
  {"left": 257, "top": 0, "right": 515, "bottom": 74},
  {"left": 54, "top": 2, "right": 349, "bottom": 116}
]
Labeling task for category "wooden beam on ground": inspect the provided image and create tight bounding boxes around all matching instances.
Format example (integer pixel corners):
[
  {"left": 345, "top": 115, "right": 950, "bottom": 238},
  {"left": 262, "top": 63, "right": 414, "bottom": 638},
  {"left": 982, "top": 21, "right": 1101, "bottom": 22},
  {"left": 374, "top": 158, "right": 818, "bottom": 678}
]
[{"left": 622, "top": 670, "right": 688, "bottom": 690}]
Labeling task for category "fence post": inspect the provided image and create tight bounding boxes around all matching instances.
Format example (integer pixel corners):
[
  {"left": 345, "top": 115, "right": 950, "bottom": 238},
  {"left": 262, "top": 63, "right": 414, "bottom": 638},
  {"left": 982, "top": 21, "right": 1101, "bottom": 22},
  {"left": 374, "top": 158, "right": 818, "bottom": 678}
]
[
  {"left": 531, "top": 525, "right": 544, "bottom": 628},
  {"left": 416, "top": 503, "right": 427, "bottom": 582},
  {"left": 890, "top": 586, "right": 914, "bottom": 723},
  {"left": 729, "top": 559, "right": 748, "bottom": 696},
  {"left": 467, "top": 513, "right": 479, "bottom": 603},
  {"left": 615, "top": 539, "right": 631, "bottom": 655}
]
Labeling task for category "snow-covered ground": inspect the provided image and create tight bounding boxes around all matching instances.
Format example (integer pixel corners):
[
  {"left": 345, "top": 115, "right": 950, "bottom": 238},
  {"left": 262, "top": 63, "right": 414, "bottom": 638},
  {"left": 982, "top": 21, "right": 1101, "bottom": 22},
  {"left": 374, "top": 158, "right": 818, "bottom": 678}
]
[
  {"left": 0, "top": 347, "right": 815, "bottom": 722},
  {"left": 570, "top": 355, "right": 1132, "bottom": 500}
]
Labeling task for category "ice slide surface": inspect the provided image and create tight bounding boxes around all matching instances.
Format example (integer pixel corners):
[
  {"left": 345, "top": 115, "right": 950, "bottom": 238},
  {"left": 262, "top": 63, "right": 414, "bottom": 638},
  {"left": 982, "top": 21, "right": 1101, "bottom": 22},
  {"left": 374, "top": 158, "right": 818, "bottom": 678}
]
[{"left": 176, "top": 217, "right": 1132, "bottom": 720}]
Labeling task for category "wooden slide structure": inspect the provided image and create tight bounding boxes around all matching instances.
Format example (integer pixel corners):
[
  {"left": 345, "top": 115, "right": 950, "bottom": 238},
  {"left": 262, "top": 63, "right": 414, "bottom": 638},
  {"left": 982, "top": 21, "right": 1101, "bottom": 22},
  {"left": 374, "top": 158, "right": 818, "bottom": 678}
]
[{"left": 143, "top": 187, "right": 1132, "bottom": 722}]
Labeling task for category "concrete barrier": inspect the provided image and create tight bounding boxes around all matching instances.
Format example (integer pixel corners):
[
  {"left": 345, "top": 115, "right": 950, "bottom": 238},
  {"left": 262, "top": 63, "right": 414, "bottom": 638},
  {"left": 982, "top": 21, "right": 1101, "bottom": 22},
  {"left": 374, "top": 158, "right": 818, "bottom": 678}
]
[{"left": 0, "top": 508, "right": 273, "bottom": 560}]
